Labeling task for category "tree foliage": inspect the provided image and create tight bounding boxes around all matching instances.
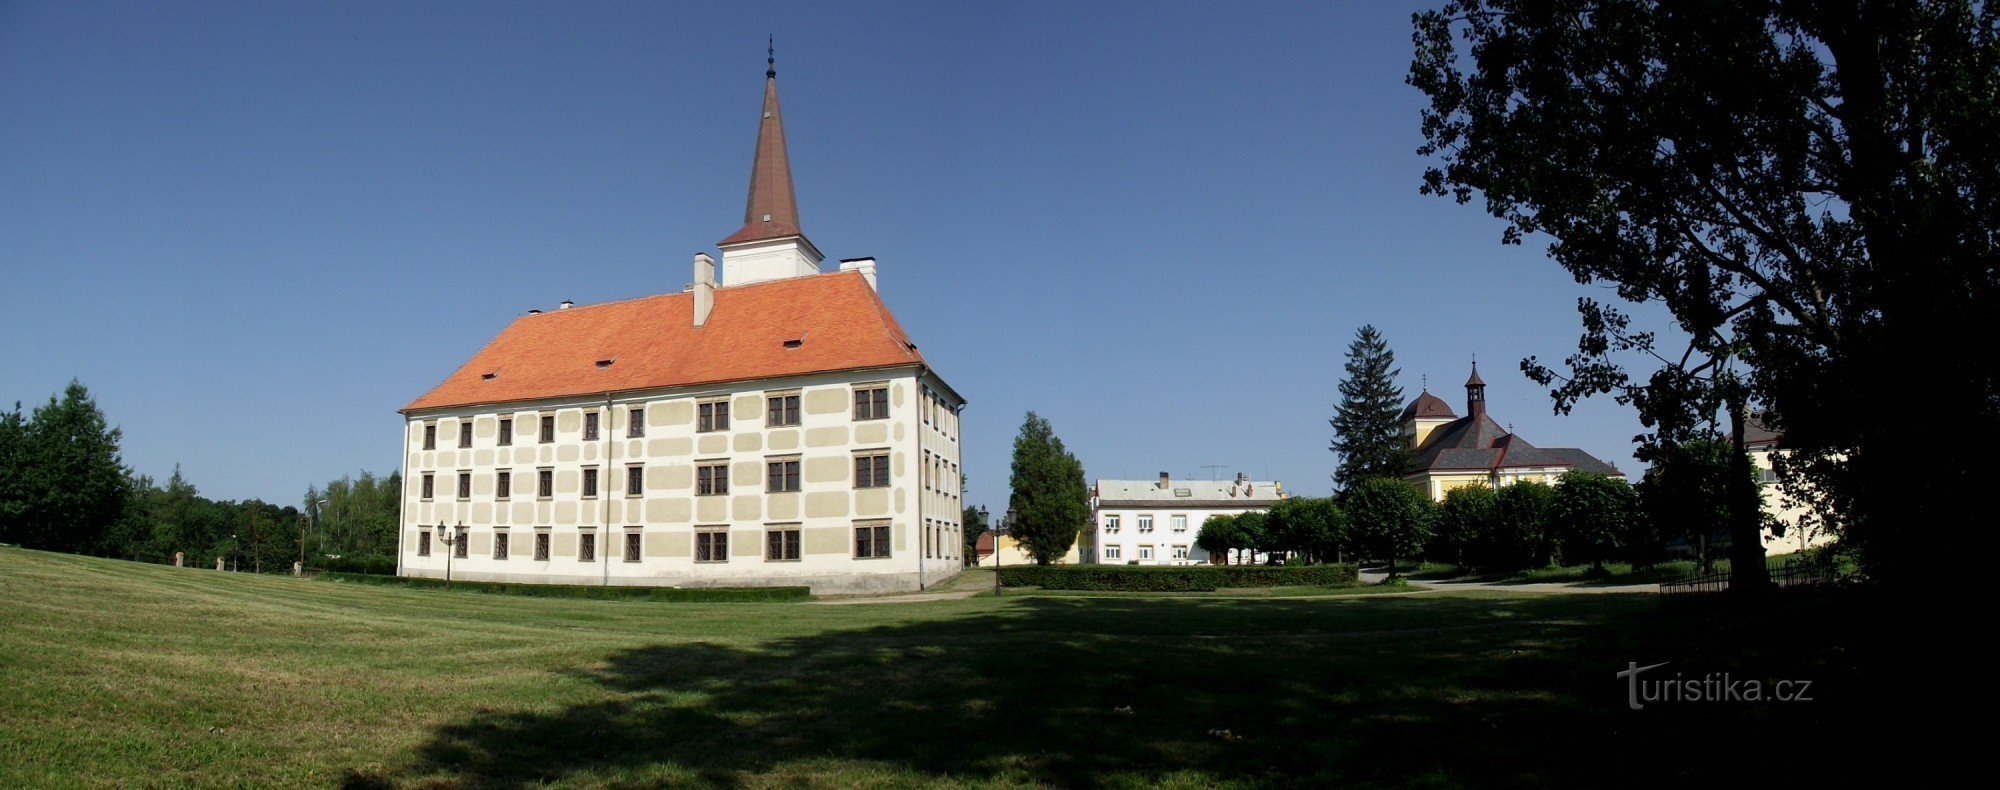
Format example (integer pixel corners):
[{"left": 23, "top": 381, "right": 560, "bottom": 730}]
[
  {"left": 1412, "top": 0, "right": 2000, "bottom": 587},
  {"left": 1194, "top": 513, "right": 1238, "bottom": 565},
  {"left": 1431, "top": 483, "right": 1497, "bottom": 567},
  {"left": 1264, "top": 497, "right": 1348, "bottom": 564},
  {"left": 0, "top": 381, "right": 131, "bottom": 553},
  {"left": 1344, "top": 478, "right": 1433, "bottom": 576},
  {"left": 1639, "top": 439, "right": 1761, "bottom": 570},
  {"left": 1479, "top": 480, "right": 1559, "bottom": 572},
  {"left": 1006, "top": 412, "right": 1089, "bottom": 565},
  {"left": 1331, "top": 325, "right": 1409, "bottom": 492},
  {"left": 961, "top": 504, "right": 989, "bottom": 566},
  {"left": 1552, "top": 472, "right": 1639, "bottom": 570}
]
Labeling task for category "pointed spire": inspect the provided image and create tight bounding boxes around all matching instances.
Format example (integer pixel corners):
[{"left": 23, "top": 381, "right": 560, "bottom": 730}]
[
  {"left": 719, "top": 41, "right": 805, "bottom": 247},
  {"left": 1466, "top": 359, "right": 1486, "bottom": 387}
]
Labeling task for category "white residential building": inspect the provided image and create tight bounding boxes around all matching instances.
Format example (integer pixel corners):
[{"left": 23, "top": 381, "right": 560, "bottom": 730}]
[
  {"left": 1091, "top": 473, "right": 1285, "bottom": 566},
  {"left": 395, "top": 54, "right": 965, "bottom": 595}
]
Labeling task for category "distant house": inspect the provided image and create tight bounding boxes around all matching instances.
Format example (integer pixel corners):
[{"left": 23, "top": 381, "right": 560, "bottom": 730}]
[
  {"left": 1402, "top": 363, "right": 1624, "bottom": 501},
  {"left": 1091, "top": 473, "right": 1285, "bottom": 565},
  {"left": 971, "top": 530, "right": 1084, "bottom": 567},
  {"left": 1746, "top": 419, "right": 1838, "bottom": 555}
]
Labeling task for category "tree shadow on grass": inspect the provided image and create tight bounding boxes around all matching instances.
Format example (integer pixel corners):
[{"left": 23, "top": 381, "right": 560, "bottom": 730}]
[{"left": 353, "top": 594, "right": 1889, "bottom": 787}]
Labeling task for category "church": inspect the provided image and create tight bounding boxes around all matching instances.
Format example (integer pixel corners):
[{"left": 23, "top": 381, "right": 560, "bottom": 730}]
[
  {"left": 1401, "top": 364, "right": 1623, "bottom": 501},
  {"left": 394, "top": 53, "right": 966, "bottom": 594}
]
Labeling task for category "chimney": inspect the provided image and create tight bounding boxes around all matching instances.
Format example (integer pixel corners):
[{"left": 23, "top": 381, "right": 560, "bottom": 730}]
[
  {"left": 693, "top": 253, "right": 716, "bottom": 328},
  {"left": 558, "top": 300, "right": 574, "bottom": 310},
  {"left": 1158, "top": 471, "right": 1170, "bottom": 489},
  {"left": 838, "top": 257, "right": 879, "bottom": 291},
  {"left": 1236, "top": 472, "right": 1248, "bottom": 485}
]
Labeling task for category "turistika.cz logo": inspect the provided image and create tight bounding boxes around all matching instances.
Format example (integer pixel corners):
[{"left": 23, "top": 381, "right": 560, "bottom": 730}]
[{"left": 1616, "top": 661, "right": 1816, "bottom": 710}]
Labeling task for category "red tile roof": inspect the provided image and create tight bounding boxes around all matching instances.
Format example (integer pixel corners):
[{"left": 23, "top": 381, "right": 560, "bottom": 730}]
[{"left": 404, "top": 271, "right": 924, "bottom": 412}]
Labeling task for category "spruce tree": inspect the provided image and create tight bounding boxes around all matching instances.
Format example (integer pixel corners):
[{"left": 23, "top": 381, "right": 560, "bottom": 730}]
[
  {"left": 1006, "top": 412, "right": 1089, "bottom": 565},
  {"left": 13, "top": 381, "right": 131, "bottom": 553},
  {"left": 1331, "top": 325, "right": 1408, "bottom": 492}
]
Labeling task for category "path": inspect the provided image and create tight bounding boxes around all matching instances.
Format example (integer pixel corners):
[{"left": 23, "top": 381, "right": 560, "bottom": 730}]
[{"left": 1359, "top": 569, "right": 1658, "bottom": 595}]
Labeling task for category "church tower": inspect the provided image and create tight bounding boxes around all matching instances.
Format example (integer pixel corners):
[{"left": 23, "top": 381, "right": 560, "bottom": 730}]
[
  {"left": 1465, "top": 361, "right": 1488, "bottom": 418},
  {"left": 717, "top": 43, "right": 825, "bottom": 286}
]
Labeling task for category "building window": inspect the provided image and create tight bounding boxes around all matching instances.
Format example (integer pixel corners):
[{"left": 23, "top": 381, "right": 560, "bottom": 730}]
[
  {"left": 767, "top": 459, "right": 801, "bottom": 493},
  {"left": 493, "top": 532, "right": 510, "bottom": 560},
  {"left": 420, "top": 473, "right": 435, "bottom": 501},
  {"left": 579, "top": 532, "right": 596, "bottom": 562},
  {"left": 537, "top": 468, "right": 553, "bottom": 499},
  {"left": 767, "top": 393, "right": 802, "bottom": 427},
  {"left": 1104, "top": 545, "right": 1122, "bottom": 561},
  {"left": 623, "top": 531, "right": 641, "bottom": 562},
  {"left": 853, "top": 386, "right": 889, "bottom": 420},
  {"left": 1173, "top": 545, "right": 1189, "bottom": 561},
  {"left": 626, "top": 465, "right": 644, "bottom": 497},
  {"left": 582, "top": 467, "right": 599, "bottom": 498},
  {"left": 1138, "top": 545, "right": 1154, "bottom": 561},
  {"left": 456, "top": 472, "right": 471, "bottom": 501},
  {"left": 854, "top": 523, "right": 892, "bottom": 558},
  {"left": 454, "top": 531, "right": 468, "bottom": 558},
  {"left": 422, "top": 423, "right": 436, "bottom": 450},
  {"left": 1104, "top": 514, "right": 1120, "bottom": 532},
  {"left": 459, "top": 421, "right": 474, "bottom": 448},
  {"left": 418, "top": 530, "right": 431, "bottom": 557},
  {"left": 584, "top": 411, "right": 600, "bottom": 441},
  {"left": 696, "top": 529, "right": 729, "bottom": 562},
  {"left": 697, "top": 462, "right": 729, "bottom": 496},
  {"left": 534, "top": 532, "right": 550, "bottom": 561},
  {"left": 539, "top": 414, "right": 555, "bottom": 443},
  {"left": 766, "top": 526, "right": 801, "bottom": 561},
  {"left": 1172, "top": 515, "right": 1188, "bottom": 532},
  {"left": 498, "top": 417, "right": 512, "bottom": 446},
  {"left": 628, "top": 407, "right": 645, "bottom": 438},
  {"left": 698, "top": 400, "right": 730, "bottom": 432},
  {"left": 1138, "top": 515, "right": 1154, "bottom": 533},
  {"left": 496, "top": 470, "right": 511, "bottom": 500},
  {"left": 854, "top": 453, "right": 890, "bottom": 488}
]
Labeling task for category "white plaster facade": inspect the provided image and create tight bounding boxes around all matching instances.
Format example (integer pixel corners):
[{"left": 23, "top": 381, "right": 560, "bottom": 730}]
[{"left": 1090, "top": 476, "right": 1286, "bottom": 566}]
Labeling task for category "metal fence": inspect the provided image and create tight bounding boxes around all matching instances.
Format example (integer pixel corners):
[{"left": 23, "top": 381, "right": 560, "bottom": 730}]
[{"left": 1659, "top": 556, "right": 1837, "bottom": 596}]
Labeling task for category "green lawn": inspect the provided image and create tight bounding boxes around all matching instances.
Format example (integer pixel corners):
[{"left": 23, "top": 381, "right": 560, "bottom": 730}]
[{"left": 0, "top": 547, "right": 1887, "bottom": 787}]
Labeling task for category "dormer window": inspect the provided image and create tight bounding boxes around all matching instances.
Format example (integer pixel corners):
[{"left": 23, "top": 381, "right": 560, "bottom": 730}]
[{"left": 783, "top": 339, "right": 803, "bottom": 349}]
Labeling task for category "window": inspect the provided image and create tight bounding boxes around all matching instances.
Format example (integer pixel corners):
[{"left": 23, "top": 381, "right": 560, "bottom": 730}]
[
  {"left": 1173, "top": 545, "right": 1189, "bottom": 561},
  {"left": 496, "top": 470, "right": 511, "bottom": 500},
  {"left": 584, "top": 411, "right": 600, "bottom": 441},
  {"left": 498, "top": 417, "right": 512, "bottom": 446},
  {"left": 626, "top": 465, "right": 644, "bottom": 497},
  {"left": 493, "top": 532, "right": 510, "bottom": 560},
  {"left": 696, "top": 529, "right": 729, "bottom": 562},
  {"left": 582, "top": 467, "right": 599, "bottom": 498},
  {"left": 459, "top": 421, "right": 474, "bottom": 448},
  {"left": 457, "top": 472, "right": 471, "bottom": 501},
  {"left": 855, "top": 453, "right": 891, "bottom": 488},
  {"left": 534, "top": 532, "right": 550, "bottom": 561},
  {"left": 854, "top": 523, "right": 892, "bottom": 558},
  {"left": 766, "top": 527, "right": 801, "bottom": 561},
  {"left": 628, "top": 407, "right": 645, "bottom": 438},
  {"left": 421, "top": 473, "right": 435, "bottom": 501},
  {"left": 1759, "top": 466, "right": 1779, "bottom": 484},
  {"left": 454, "top": 531, "right": 468, "bottom": 558},
  {"left": 698, "top": 400, "right": 730, "bottom": 432},
  {"left": 767, "top": 459, "right": 801, "bottom": 493},
  {"left": 579, "top": 532, "right": 596, "bottom": 562},
  {"left": 539, "top": 414, "right": 555, "bottom": 443},
  {"left": 422, "top": 423, "right": 436, "bottom": 450},
  {"left": 537, "top": 468, "right": 553, "bottom": 499},
  {"left": 623, "top": 531, "right": 641, "bottom": 562},
  {"left": 767, "top": 393, "right": 801, "bottom": 427},
  {"left": 1138, "top": 515, "right": 1154, "bottom": 533},
  {"left": 1104, "top": 514, "right": 1120, "bottom": 532},
  {"left": 1104, "top": 545, "right": 1122, "bottom": 561},
  {"left": 418, "top": 530, "right": 431, "bottom": 557},
  {"left": 1172, "top": 515, "right": 1188, "bottom": 532},
  {"left": 853, "top": 386, "right": 889, "bottom": 420},
  {"left": 697, "top": 462, "right": 729, "bottom": 496},
  {"left": 1138, "top": 545, "right": 1154, "bottom": 561}
]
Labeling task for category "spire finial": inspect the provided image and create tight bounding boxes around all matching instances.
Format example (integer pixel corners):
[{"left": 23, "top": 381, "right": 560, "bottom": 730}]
[
  {"left": 767, "top": 36, "right": 776, "bottom": 78},
  {"left": 1422, "top": 373, "right": 1429, "bottom": 391}
]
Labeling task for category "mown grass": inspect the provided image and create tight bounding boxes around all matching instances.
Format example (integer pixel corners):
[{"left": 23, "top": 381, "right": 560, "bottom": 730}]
[{"left": 0, "top": 547, "right": 1889, "bottom": 787}]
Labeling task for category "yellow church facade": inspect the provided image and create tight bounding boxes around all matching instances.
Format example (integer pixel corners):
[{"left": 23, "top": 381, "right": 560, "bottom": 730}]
[{"left": 1401, "top": 364, "right": 1624, "bottom": 501}]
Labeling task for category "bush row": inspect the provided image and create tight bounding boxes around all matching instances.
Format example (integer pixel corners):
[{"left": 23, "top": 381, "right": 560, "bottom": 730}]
[
  {"left": 997, "top": 564, "right": 1359, "bottom": 592},
  {"left": 316, "top": 572, "right": 812, "bottom": 602}
]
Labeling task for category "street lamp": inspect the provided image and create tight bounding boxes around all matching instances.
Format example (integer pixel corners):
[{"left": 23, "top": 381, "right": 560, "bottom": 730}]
[
  {"left": 435, "top": 523, "right": 465, "bottom": 589},
  {"left": 995, "top": 506, "right": 1017, "bottom": 597}
]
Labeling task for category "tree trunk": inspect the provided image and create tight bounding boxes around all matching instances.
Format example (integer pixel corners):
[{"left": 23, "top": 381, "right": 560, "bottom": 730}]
[{"left": 1726, "top": 395, "right": 1772, "bottom": 594}]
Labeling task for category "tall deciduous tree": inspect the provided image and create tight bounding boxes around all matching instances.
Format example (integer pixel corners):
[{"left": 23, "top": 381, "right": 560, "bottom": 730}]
[
  {"left": 1552, "top": 472, "right": 1639, "bottom": 571},
  {"left": 1490, "top": 480, "right": 1559, "bottom": 571},
  {"left": 1412, "top": 0, "right": 2000, "bottom": 588},
  {"left": 1265, "top": 497, "right": 1348, "bottom": 564},
  {"left": 1433, "top": 484, "right": 1498, "bottom": 569},
  {"left": 1331, "top": 325, "right": 1409, "bottom": 492},
  {"left": 1195, "top": 513, "right": 1237, "bottom": 565},
  {"left": 1640, "top": 439, "right": 1760, "bottom": 571},
  {"left": 1006, "top": 412, "right": 1089, "bottom": 565},
  {"left": 1345, "top": 478, "right": 1434, "bottom": 578}
]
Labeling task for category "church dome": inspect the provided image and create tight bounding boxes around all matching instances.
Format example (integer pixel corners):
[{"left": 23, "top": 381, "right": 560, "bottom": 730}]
[{"left": 1401, "top": 389, "right": 1457, "bottom": 421}]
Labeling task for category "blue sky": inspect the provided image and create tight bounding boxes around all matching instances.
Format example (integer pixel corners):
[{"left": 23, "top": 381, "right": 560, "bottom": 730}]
[{"left": 0, "top": 1, "right": 1669, "bottom": 506}]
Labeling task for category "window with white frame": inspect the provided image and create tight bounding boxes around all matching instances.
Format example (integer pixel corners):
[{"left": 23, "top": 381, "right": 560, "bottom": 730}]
[
  {"left": 1104, "top": 545, "right": 1122, "bottom": 561},
  {"left": 1172, "top": 545, "right": 1189, "bottom": 560},
  {"left": 1138, "top": 545, "right": 1154, "bottom": 560},
  {"left": 1138, "top": 515, "right": 1154, "bottom": 532},
  {"left": 1172, "top": 514, "right": 1188, "bottom": 532},
  {"left": 1104, "top": 514, "right": 1121, "bottom": 532}
]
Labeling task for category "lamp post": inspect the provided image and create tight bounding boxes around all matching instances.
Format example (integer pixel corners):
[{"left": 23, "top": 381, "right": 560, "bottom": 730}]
[
  {"left": 436, "top": 523, "right": 465, "bottom": 590},
  {"left": 995, "top": 506, "right": 1016, "bottom": 597}
]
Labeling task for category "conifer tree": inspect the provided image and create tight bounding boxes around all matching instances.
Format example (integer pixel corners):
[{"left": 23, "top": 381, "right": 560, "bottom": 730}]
[
  {"left": 1006, "top": 412, "right": 1089, "bottom": 565},
  {"left": 3, "top": 381, "right": 131, "bottom": 553},
  {"left": 1331, "top": 325, "right": 1408, "bottom": 492}
]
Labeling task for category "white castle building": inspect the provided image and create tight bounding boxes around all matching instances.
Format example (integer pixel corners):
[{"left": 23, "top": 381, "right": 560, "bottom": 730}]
[
  {"left": 1092, "top": 473, "right": 1285, "bottom": 565},
  {"left": 396, "top": 53, "right": 966, "bottom": 594}
]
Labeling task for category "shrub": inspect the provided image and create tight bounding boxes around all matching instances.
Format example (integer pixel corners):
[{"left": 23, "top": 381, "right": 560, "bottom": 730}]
[
  {"left": 997, "top": 564, "right": 1358, "bottom": 591},
  {"left": 320, "top": 555, "right": 397, "bottom": 575},
  {"left": 316, "top": 572, "right": 811, "bottom": 602}
]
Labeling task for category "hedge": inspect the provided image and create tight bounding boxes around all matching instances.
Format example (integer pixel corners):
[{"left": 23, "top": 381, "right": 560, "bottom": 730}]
[
  {"left": 996, "top": 564, "right": 1359, "bottom": 592},
  {"left": 316, "top": 572, "right": 812, "bottom": 602},
  {"left": 318, "top": 556, "right": 398, "bottom": 576}
]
